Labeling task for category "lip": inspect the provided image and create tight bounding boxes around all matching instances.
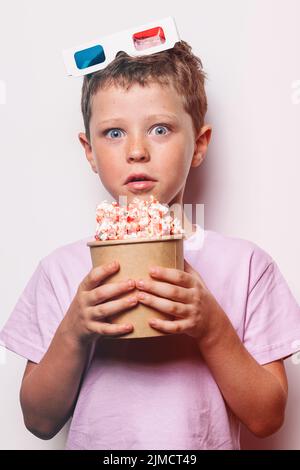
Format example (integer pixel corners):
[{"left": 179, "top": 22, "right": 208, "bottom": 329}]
[
  {"left": 124, "top": 172, "right": 157, "bottom": 185},
  {"left": 125, "top": 180, "right": 157, "bottom": 192}
]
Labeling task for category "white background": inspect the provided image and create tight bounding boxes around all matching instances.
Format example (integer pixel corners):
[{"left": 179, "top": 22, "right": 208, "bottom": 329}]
[{"left": 0, "top": 0, "right": 299, "bottom": 449}]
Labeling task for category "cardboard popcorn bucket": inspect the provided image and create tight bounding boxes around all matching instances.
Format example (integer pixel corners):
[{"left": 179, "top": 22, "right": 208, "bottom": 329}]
[{"left": 87, "top": 233, "right": 184, "bottom": 339}]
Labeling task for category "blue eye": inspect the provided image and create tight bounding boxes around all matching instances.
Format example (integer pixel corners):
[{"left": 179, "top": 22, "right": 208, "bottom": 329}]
[
  {"left": 104, "top": 124, "right": 170, "bottom": 139},
  {"left": 106, "top": 128, "right": 123, "bottom": 139},
  {"left": 153, "top": 125, "right": 169, "bottom": 135}
]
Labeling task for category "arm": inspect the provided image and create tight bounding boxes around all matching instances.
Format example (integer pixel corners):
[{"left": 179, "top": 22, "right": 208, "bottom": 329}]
[
  {"left": 20, "top": 327, "right": 93, "bottom": 439},
  {"left": 20, "top": 260, "right": 138, "bottom": 439},
  {"left": 134, "top": 260, "right": 288, "bottom": 438},
  {"left": 195, "top": 307, "right": 288, "bottom": 437}
]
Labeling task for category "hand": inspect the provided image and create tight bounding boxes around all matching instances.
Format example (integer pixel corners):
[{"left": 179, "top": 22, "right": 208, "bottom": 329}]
[
  {"left": 135, "top": 259, "right": 223, "bottom": 340},
  {"left": 63, "top": 261, "right": 138, "bottom": 343}
]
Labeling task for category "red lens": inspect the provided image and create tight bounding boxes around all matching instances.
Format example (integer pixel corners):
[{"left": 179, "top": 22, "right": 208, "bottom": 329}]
[{"left": 132, "top": 26, "right": 166, "bottom": 51}]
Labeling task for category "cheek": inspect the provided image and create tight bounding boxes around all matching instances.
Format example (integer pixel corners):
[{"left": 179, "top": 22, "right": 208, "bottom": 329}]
[
  {"left": 159, "top": 140, "right": 192, "bottom": 178},
  {"left": 92, "top": 142, "right": 117, "bottom": 172},
  {"left": 92, "top": 148, "right": 123, "bottom": 189},
  {"left": 98, "top": 160, "right": 122, "bottom": 184}
]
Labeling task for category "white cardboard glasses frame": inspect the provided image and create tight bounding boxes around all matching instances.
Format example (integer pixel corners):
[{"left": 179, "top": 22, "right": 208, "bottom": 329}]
[{"left": 62, "top": 16, "right": 180, "bottom": 78}]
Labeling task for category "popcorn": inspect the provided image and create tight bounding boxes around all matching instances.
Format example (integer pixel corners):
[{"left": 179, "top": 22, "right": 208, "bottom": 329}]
[{"left": 94, "top": 195, "right": 185, "bottom": 241}]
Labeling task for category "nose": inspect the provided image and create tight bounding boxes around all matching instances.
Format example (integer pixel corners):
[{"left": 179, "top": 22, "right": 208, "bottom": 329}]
[{"left": 126, "top": 134, "right": 150, "bottom": 162}]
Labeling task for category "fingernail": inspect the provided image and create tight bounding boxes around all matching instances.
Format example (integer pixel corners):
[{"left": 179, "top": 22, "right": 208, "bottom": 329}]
[
  {"left": 137, "top": 279, "right": 144, "bottom": 288},
  {"left": 127, "top": 296, "right": 137, "bottom": 303},
  {"left": 149, "top": 267, "right": 157, "bottom": 275},
  {"left": 109, "top": 261, "right": 117, "bottom": 269},
  {"left": 138, "top": 292, "right": 146, "bottom": 300}
]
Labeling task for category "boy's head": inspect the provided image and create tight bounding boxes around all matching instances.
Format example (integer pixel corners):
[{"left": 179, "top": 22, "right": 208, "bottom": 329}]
[{"left": 78, "top": 40, "right": 212, "bottom": 213}]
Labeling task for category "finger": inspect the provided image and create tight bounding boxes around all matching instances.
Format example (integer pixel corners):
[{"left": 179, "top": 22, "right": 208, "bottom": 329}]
[
  {"left": 88, "top": 278, "right": 136, "bottom": 306},
  {"left": 137, "top": 292, "right": 189, "bottom": 318},
  {"left": 136, "top": 278, "right": 190, "bottom": 304},
  {"left": 90, "top": 293, "right": 139, "bottom": 321},
  {"left": 149, "top": 264, "right": 195, "bottom": 288},
  {"left": 149, "top": 317, "right": 192, "bottom": 335},
  {"left": 184, "top": 258, "right": 195, "bottom": 274},
  {"left": 87, "top": 320, "right": 134, "bottom": 336},
  {"left": 81, "top": 261, "right": 120, "bottom": 291}
]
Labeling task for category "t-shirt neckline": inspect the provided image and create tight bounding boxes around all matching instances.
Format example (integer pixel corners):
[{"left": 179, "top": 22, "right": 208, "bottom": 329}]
[{"left": 184, "top": 223, "right": 206, "bottom": 251}]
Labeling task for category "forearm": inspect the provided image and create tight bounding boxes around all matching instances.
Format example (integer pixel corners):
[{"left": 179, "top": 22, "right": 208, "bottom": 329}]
[
  {"left": 20, "top": 316, "right": 94, "bottom": 439},
  {"left": 197, "top": 304, "right": 287, "bottom": 437}
]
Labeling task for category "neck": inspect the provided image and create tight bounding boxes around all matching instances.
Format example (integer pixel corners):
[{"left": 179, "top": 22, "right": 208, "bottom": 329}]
[
  {"left": 182, "top": 211, "right": 196, "bottom": 240},
  {"left": 168, "top": 190, "right": 196, "bottom": 240}
]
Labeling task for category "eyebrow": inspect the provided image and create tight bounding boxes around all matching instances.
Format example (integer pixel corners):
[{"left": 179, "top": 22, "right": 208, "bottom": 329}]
[{"left": 97, "top": 114, "right": 179, "bottom": 126}]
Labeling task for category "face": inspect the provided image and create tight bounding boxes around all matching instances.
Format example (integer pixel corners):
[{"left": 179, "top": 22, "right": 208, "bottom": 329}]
[{"left": 79, "top": 81, "right": 211, "bottom": 210}]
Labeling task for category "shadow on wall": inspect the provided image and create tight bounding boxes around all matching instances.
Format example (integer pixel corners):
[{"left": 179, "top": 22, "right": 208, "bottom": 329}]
[
  {"left": 182, "top": 138, "right": 300, "bottom": 451},
  {"left": 182, "top": 111, "right": 219, "bottom": 231},
  {"left": 241, "top": 360, "right": 300, "bottom": 450},
  {"left": 182, "top": 147, "right": 211, "bottom": 228}
]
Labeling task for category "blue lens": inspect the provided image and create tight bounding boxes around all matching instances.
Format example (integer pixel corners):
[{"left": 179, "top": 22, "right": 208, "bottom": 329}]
[{"left": 74, "top": 45, "right": 106, "bottom": 70}]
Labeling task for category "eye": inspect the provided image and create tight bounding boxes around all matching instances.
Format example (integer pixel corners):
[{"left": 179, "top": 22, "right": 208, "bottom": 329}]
[
  {"left": 152, "top": 125, "right": 170, "bottom": 136},
  {"left": 105, "top": 128, "right": 123, "bottom": 139},
  {"left": 103, "top": 124, "right": 171, "bottom": 139}
]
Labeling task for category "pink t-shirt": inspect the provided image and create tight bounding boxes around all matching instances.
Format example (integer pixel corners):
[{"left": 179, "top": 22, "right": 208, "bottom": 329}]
[{"left": 1, "top": 225, "right": 300, "bottom": 450}]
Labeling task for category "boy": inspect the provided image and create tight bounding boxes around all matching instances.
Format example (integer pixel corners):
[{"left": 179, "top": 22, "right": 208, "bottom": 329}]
[{"left": 0, "top": 41, "right": 300, "bottom": 450}]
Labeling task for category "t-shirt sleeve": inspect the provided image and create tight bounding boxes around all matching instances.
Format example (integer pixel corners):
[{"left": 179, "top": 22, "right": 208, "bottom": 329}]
[
  {"left": 0, "top": 260, "right": 64, "bottom": 363},
  {"left": 243, "top": 247, "right": 300, "bottom": 365}
]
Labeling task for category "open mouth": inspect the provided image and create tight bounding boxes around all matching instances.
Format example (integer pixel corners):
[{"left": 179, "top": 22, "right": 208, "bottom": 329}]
[{"left": 124, "top": 173, "right": 157, "bottom": 192}]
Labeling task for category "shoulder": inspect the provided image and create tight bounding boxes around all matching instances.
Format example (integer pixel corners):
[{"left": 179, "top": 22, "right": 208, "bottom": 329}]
[
  {"left": 204, "top": 228, "right": 273, "bottom": 259},
  {"left": 202, "top": 229, "right": 274, "bottom": 285},
  {"left": 38, "top": 235, "right": 94, "bottom": 288}
]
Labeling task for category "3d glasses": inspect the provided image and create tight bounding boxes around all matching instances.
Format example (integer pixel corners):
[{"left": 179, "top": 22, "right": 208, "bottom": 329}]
[{"left": 62, "top": 16, "right": 180, "bottom": 78}]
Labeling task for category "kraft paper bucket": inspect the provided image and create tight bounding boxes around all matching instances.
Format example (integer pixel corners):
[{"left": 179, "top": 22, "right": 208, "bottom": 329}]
[{"left": 87, "top": 234, "right": 184, "bottom": 339}]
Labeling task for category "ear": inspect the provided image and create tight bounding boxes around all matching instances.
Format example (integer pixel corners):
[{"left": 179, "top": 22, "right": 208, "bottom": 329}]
[
  {"left": 191, "top": 124, "right": 212, "bottom": 168},
  {"left": 78, "top": 132, "right": 98, "bottom": 174}
]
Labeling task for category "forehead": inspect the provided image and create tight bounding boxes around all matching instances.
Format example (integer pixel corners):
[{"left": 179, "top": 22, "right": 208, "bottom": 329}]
[{"left": 90, "top": 81, "right": 186, "bottom": 123}]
